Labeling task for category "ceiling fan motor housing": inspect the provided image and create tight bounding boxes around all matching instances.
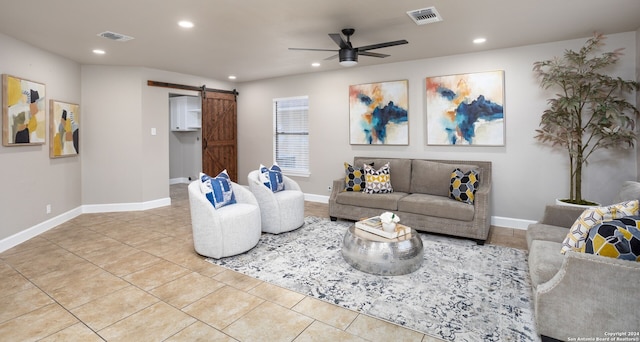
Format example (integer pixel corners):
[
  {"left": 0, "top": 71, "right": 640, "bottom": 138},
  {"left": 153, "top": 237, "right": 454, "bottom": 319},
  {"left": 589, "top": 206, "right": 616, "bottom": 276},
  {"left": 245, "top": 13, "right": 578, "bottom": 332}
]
[{"left": 339, "top": 48, "right": 358, "bottom": 64}]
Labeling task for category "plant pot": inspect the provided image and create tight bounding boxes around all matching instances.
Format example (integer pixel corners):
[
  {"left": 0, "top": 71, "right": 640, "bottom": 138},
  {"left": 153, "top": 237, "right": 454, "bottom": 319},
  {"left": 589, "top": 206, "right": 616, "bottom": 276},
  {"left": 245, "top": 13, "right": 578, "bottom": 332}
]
[
  {"left": 382, "top": 222, "right": 396, "bottom": 233},
  {"left": 555, "top": 198, "right": 600, "bottom": 208}
]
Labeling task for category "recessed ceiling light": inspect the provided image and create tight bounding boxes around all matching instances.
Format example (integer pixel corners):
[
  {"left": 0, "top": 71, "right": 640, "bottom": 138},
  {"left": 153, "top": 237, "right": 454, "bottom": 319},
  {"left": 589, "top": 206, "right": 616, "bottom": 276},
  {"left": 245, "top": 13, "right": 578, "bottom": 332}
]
[
  {"left": 178, "top": 20, "right": 194, "bottom": 28},
  {"left": 92, "top": 49, "right": 105, "bottom": 55},
  {"left": 311, "top": 62, "right": 321, "bottom": 67},
  {"left": 473, "top": 38, "right": 486, "bottom": 44},
  {"left": 228, "top": 75, "right": 237, "bottom": 80}
]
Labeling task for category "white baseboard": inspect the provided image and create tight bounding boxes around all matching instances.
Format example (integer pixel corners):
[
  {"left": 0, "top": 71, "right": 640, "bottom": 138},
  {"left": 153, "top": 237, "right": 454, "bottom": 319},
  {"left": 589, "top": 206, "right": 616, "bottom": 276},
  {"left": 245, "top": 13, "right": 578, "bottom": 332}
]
[
  {"left": 491, "top": 216, "right": 535, "bottom": 230},
  {"left": 0, "top": 207, "right": 83, "bottom": 253},
  {"left": 1, "top": 192, "right": 534, "bottom": 254},
  {"left": 304, "top": 193, "right": 329, "bottom": 203},
  {"left": 0, "top": 197, "right": 172, "bottom": 253},
  {"left": 82, "top": 197, "right": 171, "bottom": 213},
  {"left": 170, "top": 177, "right": 191, "bottom": 185}
]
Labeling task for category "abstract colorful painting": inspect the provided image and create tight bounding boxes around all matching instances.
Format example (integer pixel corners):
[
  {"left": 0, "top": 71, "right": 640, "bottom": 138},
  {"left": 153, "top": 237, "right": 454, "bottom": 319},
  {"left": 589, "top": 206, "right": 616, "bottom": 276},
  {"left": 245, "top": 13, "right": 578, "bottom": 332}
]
[
  {"left": 349, "top": 80, "right": 408, "bottom": 145},
  {"left": 2, "top": 74, "right": 46, "bottom": 146},
  {"left": 426, "top": 70, "right": 504, "bottom": 146},
  {"left": 49, "top": 100, "right": 79, "bottom": 158}
]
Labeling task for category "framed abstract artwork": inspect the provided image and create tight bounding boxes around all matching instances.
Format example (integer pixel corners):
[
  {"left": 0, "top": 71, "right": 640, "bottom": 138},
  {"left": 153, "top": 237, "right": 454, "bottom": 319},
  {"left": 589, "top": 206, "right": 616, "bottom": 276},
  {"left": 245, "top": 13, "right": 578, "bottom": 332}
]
[
  {"left": 349, "top": 80, "right": 408, "bottom": 145},
  {"left": 49, "top": 100, "right": 79, "bottom": 158},
  {"left": 2, "top": 74, "right": 47, "bottom": 146},
  {"left": 426, "top": 70, "right": 505, "bottom": 146}
]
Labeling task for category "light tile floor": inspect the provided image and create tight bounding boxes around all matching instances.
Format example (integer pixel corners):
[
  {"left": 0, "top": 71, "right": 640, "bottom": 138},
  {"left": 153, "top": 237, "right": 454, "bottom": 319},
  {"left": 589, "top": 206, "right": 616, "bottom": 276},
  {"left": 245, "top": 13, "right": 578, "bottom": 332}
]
[{"left": 0, "top": 184, "right": 527, "bottom": 341}]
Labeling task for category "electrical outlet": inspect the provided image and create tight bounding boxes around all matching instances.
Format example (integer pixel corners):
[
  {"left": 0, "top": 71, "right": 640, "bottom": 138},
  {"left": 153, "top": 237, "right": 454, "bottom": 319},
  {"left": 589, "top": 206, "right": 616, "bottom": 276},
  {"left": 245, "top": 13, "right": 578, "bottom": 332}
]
[
  {"left": 328, "top": 185, "right": 332, "bottom": 191},
  {"left": 46, "top": 204, "right": 51, "bottom": 214}
]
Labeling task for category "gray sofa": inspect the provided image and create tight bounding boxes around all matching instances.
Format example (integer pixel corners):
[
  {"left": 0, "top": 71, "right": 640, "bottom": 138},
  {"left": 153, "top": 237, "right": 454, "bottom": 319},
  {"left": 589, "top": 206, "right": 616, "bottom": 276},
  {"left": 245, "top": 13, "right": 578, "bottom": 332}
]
[
  {"left": 329, "top": 157, "right": 492, "bottom": 243},
  {"left": 527, "top": 200, "right": 640, "bottom": 340}
]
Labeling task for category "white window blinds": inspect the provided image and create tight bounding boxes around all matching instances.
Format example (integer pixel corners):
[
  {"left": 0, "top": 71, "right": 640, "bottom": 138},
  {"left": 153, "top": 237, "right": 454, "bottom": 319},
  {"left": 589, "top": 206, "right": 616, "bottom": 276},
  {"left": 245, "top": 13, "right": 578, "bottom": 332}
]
[{"left": 273, "top": 96, "right": 309, "bottom": 176}]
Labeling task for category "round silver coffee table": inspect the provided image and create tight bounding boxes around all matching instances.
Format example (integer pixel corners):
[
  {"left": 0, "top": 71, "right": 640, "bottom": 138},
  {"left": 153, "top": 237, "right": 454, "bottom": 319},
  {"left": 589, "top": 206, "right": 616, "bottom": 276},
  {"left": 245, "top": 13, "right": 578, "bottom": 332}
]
[{"left": 341, "top": 225, "right": 424, "bottom": 276}]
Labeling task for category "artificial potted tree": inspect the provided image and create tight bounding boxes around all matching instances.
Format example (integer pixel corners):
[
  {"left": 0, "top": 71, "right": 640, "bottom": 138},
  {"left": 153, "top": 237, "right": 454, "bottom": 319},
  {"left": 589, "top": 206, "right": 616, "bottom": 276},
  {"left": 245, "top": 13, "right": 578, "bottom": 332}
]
[{"left": 533, "top": 32, "right": 640, "bottom": 205}]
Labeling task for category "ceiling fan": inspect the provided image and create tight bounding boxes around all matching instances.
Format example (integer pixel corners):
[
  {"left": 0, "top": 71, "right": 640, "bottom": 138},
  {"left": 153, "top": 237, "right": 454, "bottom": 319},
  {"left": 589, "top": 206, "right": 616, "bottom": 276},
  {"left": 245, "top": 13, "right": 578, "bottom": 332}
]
[{"left": 289, "top": 28, "right": 408, "bottom": 67}]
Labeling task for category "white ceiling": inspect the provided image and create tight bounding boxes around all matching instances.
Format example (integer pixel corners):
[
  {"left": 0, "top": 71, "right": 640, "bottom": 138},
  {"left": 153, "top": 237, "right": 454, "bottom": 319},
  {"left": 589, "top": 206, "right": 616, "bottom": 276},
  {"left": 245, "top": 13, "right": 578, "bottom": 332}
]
[{"left": 1, "top": 0, "right": 639, "bottom": 82}]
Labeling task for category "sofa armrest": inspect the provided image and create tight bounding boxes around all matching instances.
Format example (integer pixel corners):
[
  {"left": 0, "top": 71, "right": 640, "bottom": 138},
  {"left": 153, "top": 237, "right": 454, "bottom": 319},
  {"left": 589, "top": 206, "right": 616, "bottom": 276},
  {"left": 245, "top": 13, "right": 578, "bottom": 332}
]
[
  {"left": 472, "top": 181, "right": 491, "bottom": 237},
  {"left": 535, "top": 251, "right": 640, "bottom": 339},
  {"left": 329, "top": 178, "right": 346, "bottom": 202},
  {"left": 540, "top": 204, "right": 584, "bottom": 227}
]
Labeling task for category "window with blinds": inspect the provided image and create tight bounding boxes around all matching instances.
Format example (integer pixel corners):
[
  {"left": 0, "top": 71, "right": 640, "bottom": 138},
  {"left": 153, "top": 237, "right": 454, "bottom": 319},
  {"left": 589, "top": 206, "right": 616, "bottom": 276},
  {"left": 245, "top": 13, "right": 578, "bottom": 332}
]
[{"left": 273, "top": 96, "right": 309, "bottom": 176}]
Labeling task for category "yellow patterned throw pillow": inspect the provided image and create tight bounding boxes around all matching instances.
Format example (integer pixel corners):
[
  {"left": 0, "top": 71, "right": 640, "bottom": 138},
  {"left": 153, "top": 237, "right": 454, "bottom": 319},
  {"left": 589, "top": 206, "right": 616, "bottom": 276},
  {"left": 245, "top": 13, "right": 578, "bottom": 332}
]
[
  {"left": 343, "top": 162, "right": 372, "bottom": 192},
  {"left": 581, "top": 216, "right": 640, "bottom": 261},
  {"left": 363, "top": 163, "right": 393, "bottom": 194},
  {"left": 560, "top": 200, "right": 639, "bottom": 254},
  {"left": 449, "top": 168, "right": 480, "bottom": 204}
]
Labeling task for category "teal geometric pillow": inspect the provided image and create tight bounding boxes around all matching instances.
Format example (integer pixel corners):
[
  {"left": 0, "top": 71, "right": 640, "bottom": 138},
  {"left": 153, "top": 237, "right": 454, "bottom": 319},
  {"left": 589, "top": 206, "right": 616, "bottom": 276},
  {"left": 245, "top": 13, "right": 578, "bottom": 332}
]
[
  {"left": 449, "top": 168, "right": 480, "bottom": 204},
  {"left": 582, "top": 216, "right": 640, "bottom": 261}
]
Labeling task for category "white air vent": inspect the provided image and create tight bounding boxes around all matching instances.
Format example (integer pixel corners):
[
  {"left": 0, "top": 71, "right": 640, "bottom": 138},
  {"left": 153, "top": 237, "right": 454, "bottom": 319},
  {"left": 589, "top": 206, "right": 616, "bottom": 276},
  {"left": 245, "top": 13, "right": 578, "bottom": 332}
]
[
  {"left": 407, "top": 7, "right": 443, "bottom": 25},
  {"left": 97, "top": 31, "right": 134, "bottom": 42}
]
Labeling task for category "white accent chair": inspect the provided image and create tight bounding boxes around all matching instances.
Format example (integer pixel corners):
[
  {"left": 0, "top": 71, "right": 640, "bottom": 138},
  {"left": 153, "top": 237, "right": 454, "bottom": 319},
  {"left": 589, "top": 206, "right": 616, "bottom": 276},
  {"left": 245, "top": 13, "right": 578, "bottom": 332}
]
[
  {"left": 187, "top": 181, "right": 262, "bottom": 259},
  {"left": 247, "top": 170, "right": 305, "bottom": 234}
]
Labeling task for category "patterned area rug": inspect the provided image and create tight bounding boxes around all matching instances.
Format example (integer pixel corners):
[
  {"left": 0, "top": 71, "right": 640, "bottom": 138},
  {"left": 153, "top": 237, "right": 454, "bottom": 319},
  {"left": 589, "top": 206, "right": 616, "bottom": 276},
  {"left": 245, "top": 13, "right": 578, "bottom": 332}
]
[{"left": 208, "top": 217, "right": 538, "bottom": 341}]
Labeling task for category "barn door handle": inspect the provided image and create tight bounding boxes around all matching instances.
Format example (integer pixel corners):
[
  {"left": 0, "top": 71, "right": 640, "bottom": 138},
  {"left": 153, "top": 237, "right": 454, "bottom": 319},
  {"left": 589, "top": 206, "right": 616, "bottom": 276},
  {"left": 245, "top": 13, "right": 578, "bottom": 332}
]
[{"left": 202, "top": 138, "right": 207, "bottom": 149}]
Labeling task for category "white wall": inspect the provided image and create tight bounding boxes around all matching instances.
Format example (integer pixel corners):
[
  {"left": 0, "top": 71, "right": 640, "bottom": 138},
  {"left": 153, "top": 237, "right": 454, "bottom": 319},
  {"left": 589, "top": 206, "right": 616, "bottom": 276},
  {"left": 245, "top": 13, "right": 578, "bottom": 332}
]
[
  {"left": 0, "top": 33, "right": 81, "bottom": 240},
  {"left": 237, "top": 31, "right": 638, "bottom": 222}
]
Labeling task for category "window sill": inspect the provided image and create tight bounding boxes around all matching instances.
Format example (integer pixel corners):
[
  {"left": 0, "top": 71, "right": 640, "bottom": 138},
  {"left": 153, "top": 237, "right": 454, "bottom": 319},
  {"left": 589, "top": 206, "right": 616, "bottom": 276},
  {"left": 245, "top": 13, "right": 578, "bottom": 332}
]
[{"left": 283, "top": 170, "right": 310, "bottom": 178}]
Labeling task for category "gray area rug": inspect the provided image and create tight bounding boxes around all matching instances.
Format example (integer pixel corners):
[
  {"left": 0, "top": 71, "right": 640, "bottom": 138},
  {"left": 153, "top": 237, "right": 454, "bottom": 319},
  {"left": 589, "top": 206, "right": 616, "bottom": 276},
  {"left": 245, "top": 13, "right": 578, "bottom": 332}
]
[{"left": 208, "top": 216, "right": 538, "bottom": 341}]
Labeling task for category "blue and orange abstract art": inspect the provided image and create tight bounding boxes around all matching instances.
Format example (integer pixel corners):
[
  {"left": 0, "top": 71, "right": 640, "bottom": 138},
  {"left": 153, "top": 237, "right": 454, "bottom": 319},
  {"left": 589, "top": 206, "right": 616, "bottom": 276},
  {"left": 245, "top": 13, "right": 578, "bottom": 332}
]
[
  {"left": 426, "top": 71, "right": 504, "bottom": 146},
  {"left": 349, "top": 80, "right": 408, "bottom": 145}
]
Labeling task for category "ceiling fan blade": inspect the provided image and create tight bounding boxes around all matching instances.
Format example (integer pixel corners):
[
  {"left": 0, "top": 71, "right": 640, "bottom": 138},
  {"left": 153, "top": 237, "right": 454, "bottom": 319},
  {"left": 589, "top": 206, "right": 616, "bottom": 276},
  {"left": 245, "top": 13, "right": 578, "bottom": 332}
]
[
  {"left": 289, "top": 47, "right": 339, "bottom": 52},
  {"left": 357, "top": 39, "right": 408, "bottom": 52},
  {"left": 358, "top": 51, "right": 390, "bottom": 58},
  {"left": 329, "top": 33, "right": 350, "bottom": 49},
  {"left": 324, "top": 54, "right": 339, "bottom": 60}
]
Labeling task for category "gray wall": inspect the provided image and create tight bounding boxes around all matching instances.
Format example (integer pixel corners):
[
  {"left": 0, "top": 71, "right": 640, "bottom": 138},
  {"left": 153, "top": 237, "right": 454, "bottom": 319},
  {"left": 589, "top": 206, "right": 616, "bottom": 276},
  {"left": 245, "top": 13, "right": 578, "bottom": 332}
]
[
  {"left": 0, "top": 30, "right": 637, "bottom": 245},
  {"left": 0, "top": 37, "right": 232, "bottom": 243},
  {"left": 0, "top": 33, "right": 81, "bottom": 239},
  {"left": 236, "top": 31, "right": 638, "bottom": 223},
  {"left": 81, "top": 66, "right": 233, "bottom": 206}
]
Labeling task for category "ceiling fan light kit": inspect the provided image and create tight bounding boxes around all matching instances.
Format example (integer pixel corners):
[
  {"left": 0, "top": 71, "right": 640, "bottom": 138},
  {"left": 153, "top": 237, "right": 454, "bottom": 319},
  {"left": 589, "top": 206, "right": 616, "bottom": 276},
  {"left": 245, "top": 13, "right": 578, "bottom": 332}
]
[
  {"left": 290, "top": 28, "right": 408, "bottom": 67},
  {"left": 339, "top": 48, "right": 358, "bottom": 66}
]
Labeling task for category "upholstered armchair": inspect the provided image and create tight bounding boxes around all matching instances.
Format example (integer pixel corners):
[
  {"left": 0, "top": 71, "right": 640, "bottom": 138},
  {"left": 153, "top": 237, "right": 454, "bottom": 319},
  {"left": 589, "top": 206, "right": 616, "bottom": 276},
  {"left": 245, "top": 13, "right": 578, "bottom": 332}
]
[
  {"left": 187, "top": 181, "right": 262, "bottom": 259},
  {"left": 247, "top": 170, "right": 305, "bottom": 234},
  {"left": 527, "top": 181, "right": 640, "bottom": 340}
]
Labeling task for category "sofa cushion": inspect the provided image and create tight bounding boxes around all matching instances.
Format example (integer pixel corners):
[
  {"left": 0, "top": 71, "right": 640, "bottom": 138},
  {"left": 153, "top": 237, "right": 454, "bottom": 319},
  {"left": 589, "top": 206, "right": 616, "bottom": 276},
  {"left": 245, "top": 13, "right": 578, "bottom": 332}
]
[
  {"left": 560, "top": 200, "right": 639, "bottom": 254},
  {"left": 528, "top": 240, "right": 565, "bottom": 288},
  {"left": 354, "top": 157, "right": 412, "bottom": 193},
  {"left": 582, "top": 217, "right": 640, "bottom": 261},
  {"left": 526, "top": 223, "right": 570, "bottom": 250},
  {"left": 398, "top": 193, "right": 475, "bottom": 221},
  {"left": 410, "top": 160, "right": 479, "bottom": 197},
  {"left": 335, "top": 191, "right": 407, "bottom": 211},
  {"left": 199, "top": 170, "right": 236, "bottom": 209},
  {"left": 363, "top": 163, "right": 393, "bottom": 194},
  {"left": 449, "top": 168, "right": 480, "bottom": 204}
]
